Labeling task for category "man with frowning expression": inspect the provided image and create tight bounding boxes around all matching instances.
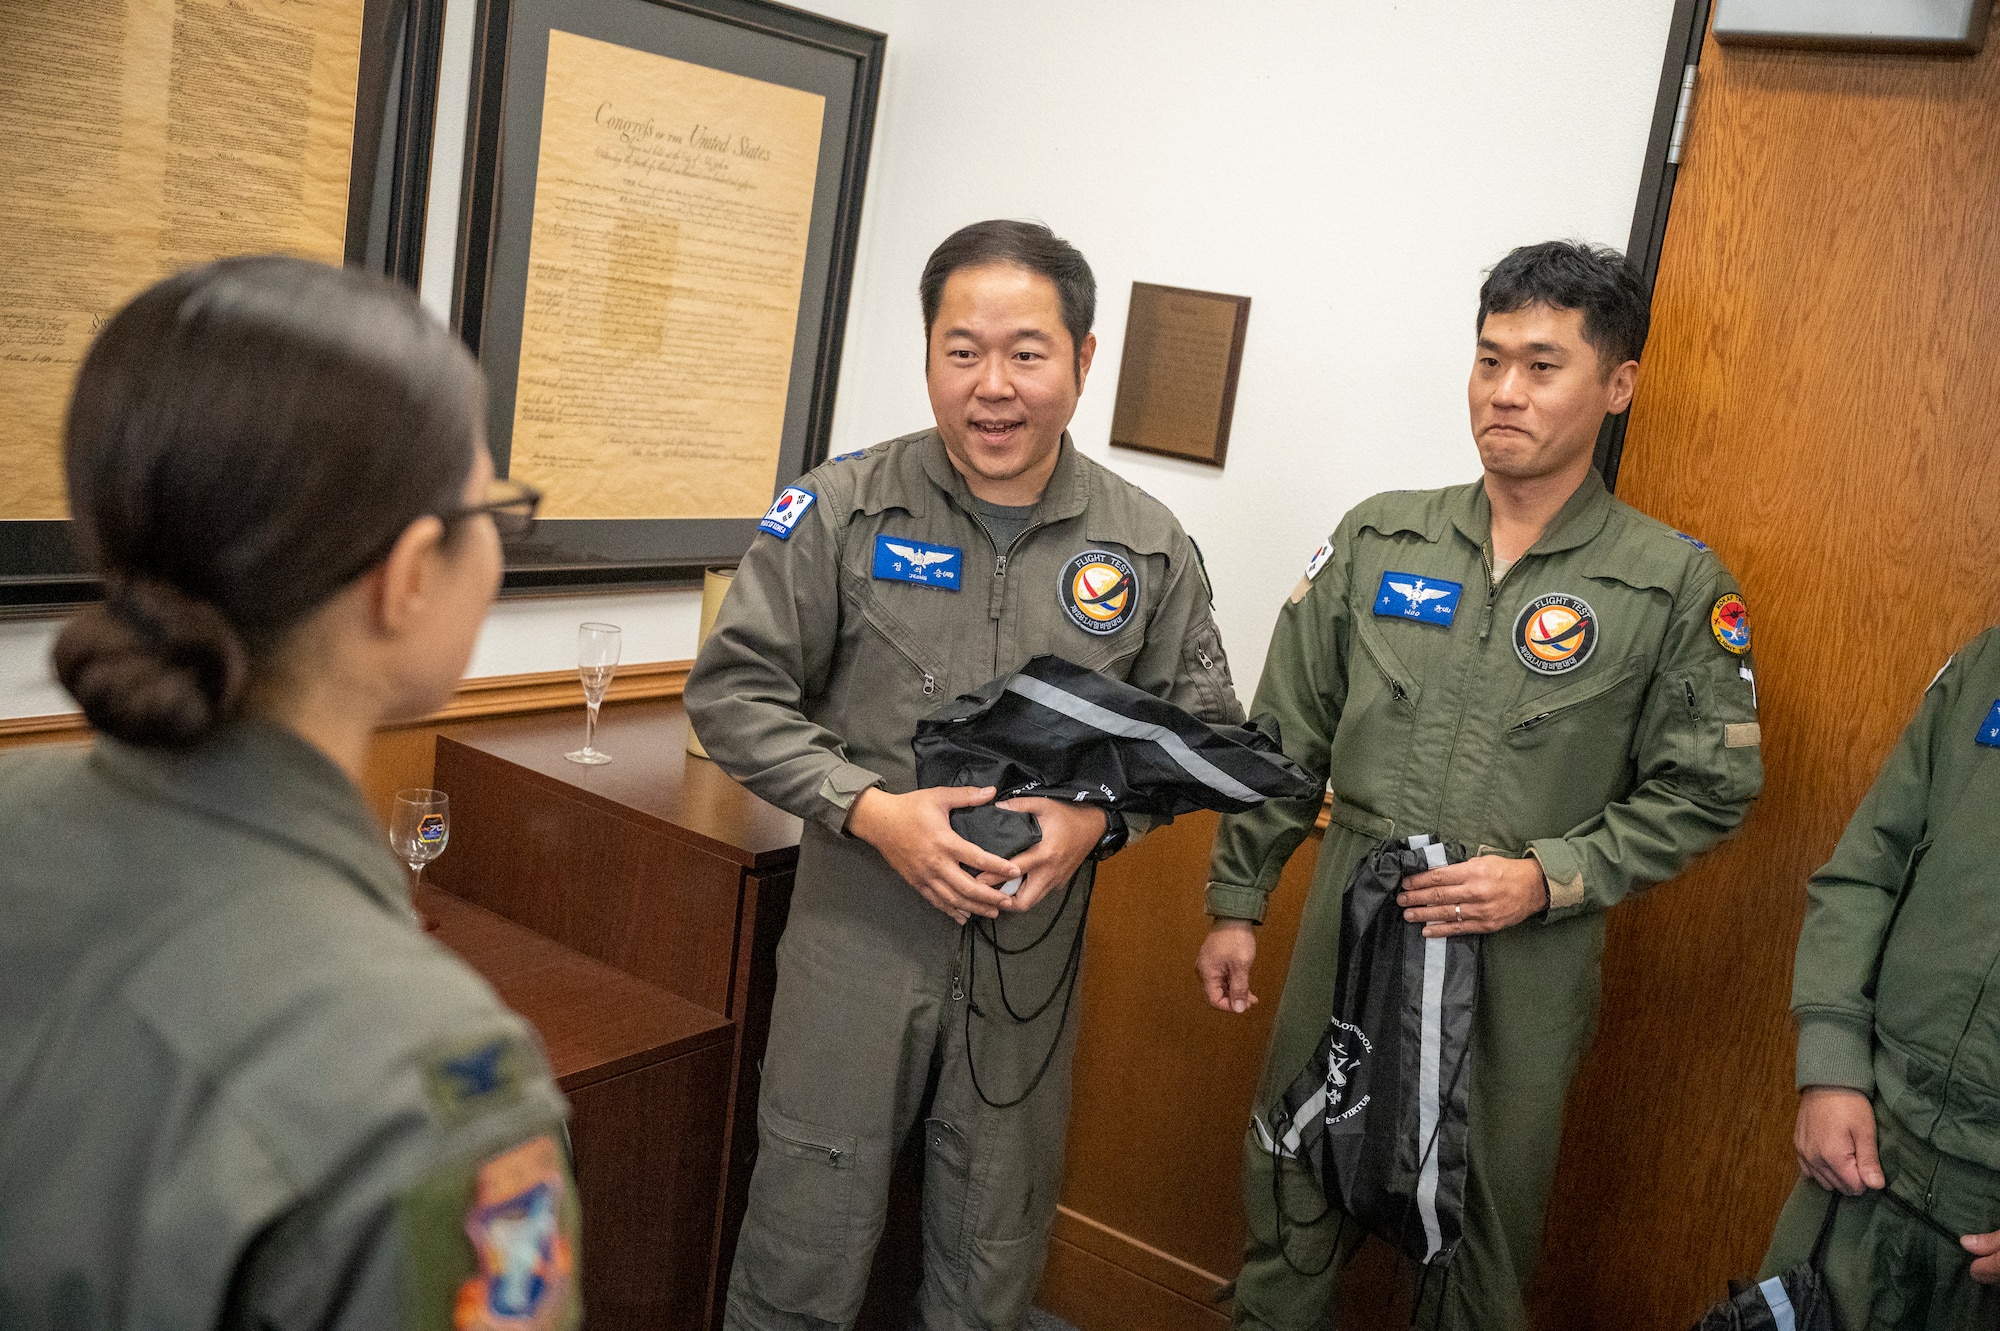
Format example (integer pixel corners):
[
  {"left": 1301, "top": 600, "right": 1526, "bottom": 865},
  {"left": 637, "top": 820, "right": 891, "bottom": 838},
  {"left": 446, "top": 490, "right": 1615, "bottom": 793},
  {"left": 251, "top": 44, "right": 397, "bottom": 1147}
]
[
  {"left": 1197, "top": 242, "right": 1763, "bottom": 1329},
  {"left": 688, "top": 220, "right": 1240, "bottom": 1331}
]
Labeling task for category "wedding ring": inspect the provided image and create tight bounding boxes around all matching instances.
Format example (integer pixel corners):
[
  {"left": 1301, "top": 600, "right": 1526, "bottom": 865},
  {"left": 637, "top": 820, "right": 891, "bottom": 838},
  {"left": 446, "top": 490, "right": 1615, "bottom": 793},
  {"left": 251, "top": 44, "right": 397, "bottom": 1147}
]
[{"left": 1454, "top": 903, "right": 1463, "bottom": 921}]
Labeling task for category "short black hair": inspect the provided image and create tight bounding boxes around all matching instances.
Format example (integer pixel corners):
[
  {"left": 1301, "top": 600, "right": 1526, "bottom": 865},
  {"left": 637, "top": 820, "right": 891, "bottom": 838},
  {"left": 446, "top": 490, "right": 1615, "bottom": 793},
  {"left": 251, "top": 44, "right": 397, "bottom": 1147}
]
[
  {"left": 919, "top": 219, "right": 1096, "bottom": 360},
  {"left": 1477, "top": 241, "right": 1649, "bottom": 373}
]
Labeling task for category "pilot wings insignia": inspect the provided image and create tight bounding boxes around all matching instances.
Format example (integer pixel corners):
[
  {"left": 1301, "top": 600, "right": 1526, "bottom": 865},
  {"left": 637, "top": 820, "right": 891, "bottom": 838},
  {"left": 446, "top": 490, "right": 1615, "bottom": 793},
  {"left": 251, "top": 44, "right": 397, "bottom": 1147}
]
[
  {"left": 1388, "top": 580, "right": 1450, "bottom": 608},
  {"left": 888, "top": 543, "right": 955, "bottom": 569}
]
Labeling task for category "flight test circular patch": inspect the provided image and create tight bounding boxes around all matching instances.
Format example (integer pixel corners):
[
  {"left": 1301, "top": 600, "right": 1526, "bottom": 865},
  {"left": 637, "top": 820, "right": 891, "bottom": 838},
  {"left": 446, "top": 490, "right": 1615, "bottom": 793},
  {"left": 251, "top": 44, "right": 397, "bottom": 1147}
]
[
  {"left": 1710, "top": 592, "right": 1751, "bottom": 655},
  {"left": 1514, "top": 593, "right": 1598, "bottom": 675},
  {"left": 1061, "top": 550, "right": 1137, "bottom": 635}
]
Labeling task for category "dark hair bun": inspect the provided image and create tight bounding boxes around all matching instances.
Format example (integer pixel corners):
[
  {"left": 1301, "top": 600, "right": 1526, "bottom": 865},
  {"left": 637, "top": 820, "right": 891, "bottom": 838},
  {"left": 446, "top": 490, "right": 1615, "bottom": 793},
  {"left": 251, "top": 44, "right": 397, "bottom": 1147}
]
[{"left": 54, "top": 578, "right": 250, "bottom": 748}]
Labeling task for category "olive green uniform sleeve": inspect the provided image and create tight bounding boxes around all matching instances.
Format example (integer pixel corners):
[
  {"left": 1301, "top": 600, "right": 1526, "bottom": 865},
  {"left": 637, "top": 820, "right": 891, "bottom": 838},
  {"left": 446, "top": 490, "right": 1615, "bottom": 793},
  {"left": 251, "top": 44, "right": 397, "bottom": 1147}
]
[
  {"left": 686, "top": 488, "right": 883, "bottom": 836},
  {"left": 1788, "top": 654, "right": 1960, "bottom": 1094},
  {"left": 1202, "top": 524, "right": 1349, "bottom": 923},
  {"left": 1529, "top": 565, "right": 1764, "bottom": 917}
]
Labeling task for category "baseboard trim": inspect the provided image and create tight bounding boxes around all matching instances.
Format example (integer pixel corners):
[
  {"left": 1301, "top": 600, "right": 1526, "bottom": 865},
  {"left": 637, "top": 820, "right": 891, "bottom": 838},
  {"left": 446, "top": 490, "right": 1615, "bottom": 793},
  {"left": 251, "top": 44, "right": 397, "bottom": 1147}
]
[
  {"left": 1049, "top": 1206, "right": 1231, "bottom": 1309},
  {"left": 0, "top": 659, "right": 693, "bottom": 744}
]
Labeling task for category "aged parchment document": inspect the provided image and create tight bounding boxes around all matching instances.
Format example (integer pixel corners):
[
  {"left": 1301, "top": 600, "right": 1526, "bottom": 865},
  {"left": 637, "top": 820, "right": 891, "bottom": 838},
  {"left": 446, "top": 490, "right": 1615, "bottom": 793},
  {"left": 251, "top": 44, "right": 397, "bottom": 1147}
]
[
  {"left": 0, "top": 0, "right": 364, "bottom": 520},
  {"left": 508, "top": 29, "right": 825, "bottom": 520}
]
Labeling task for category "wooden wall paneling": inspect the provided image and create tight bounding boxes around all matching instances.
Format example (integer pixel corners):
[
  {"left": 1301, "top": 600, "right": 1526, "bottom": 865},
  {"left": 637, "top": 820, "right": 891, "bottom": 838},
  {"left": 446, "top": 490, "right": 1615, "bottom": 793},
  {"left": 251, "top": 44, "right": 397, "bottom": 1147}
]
[{"left": 1528, "top": 23, "right": 2000, "bottom": 1328}]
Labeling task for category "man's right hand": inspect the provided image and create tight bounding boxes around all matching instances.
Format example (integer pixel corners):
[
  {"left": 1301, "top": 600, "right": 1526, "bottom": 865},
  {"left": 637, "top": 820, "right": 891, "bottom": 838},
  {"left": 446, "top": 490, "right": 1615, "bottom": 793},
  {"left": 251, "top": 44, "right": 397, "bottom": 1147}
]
[
  {"left": 1198, "top": 919, "right": 1258, "bottom": 1014},
  {"left": 1796, "top": 1085, "right": 1885, "bottom": 1196},
  {"left": 846, "top": 786, "right": 1023, "bottom": 926}
]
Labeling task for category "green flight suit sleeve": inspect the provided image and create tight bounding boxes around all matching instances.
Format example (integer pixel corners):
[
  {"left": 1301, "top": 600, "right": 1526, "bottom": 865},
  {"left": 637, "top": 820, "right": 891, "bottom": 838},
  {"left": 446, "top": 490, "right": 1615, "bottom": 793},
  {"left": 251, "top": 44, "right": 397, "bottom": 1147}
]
[
  {"left": 1528, "top": 565, "right": 1764, "bottom": 917},
  {"left": 685, "top": 483, "right": 883, "bottom": 836},
  {"left": 1201, "top": 524, "right": 1349, "bottom": 923},
  {"left": 1788, "top": 650, "right": 1962, "bottom": 1093}
]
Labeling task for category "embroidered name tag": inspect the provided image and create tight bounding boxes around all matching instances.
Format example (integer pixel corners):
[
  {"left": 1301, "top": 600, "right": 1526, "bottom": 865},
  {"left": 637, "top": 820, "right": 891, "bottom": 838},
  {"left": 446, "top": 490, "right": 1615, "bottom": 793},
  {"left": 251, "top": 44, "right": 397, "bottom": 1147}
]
[
  {"left": 1372, "top": 571, "right": 1462, "bottom": 626},
  {"left": 758, "top": 487, "right": 816, "bottom": 539},
  {"left": 873, "top": 534, "right": 962, "bottom": 590},
  {"left": 1977, "top": 699, "right": 2000, "bottom": 748}
]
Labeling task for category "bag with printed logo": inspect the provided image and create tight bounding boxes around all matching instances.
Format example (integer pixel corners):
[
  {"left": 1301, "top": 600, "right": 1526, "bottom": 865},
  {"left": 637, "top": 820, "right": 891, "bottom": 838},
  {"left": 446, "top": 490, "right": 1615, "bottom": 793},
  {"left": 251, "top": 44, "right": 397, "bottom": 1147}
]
[{"left": 1257, "top": 835, "right": 1481, "bottom": 1270}]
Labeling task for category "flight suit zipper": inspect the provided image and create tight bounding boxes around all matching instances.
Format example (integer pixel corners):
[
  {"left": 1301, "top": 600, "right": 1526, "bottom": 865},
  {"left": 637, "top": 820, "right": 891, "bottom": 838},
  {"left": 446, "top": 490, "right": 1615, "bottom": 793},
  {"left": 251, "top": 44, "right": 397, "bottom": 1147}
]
[
  {"left": 767, "top": 1124, "right": 845, "bottom": 1165},
  {"left": 870, "top": 619, "right": 938, "bottom": 697}
]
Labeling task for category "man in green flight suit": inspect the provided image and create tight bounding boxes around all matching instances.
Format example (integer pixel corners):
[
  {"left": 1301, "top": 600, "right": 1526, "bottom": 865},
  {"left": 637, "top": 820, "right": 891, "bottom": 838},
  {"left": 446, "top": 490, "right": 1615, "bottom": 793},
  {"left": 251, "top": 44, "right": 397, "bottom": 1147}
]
[
  {"left": 1759, "top": 629, "right": 2000, "bottom": 1327},
  {"left": 687, "top": 219, "right": 1239, "bottom": 1331},
  {"left": 1196, "top": 241, "right": 1764, "bottom": 1329}
]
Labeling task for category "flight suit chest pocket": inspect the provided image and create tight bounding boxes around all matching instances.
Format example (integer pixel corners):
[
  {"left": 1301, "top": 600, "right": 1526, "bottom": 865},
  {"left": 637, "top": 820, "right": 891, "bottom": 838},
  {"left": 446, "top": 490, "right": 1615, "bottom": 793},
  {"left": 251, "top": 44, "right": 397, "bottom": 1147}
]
[
  {"left": 842, "top": 565, "right": 945, "bottom": 702},
  {"left": 1350, "top": 614, "right": 1423, "bottom": 713},
  {"left": 1504, "top": 655, "right": 1647, "bottom": 751}
]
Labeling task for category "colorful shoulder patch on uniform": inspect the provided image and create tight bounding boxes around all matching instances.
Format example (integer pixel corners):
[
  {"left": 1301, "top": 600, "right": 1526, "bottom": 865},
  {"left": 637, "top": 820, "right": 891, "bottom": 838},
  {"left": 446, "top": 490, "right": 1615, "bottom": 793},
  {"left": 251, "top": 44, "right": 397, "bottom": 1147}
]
[
  {"left": 1977, "top": 700, "right": 2000, "bottom": 748},
  {"left": 1672, "top": 531, "right": 1711, "bottom": 553},
  {"left": 1514, "top": 593, "right": 1598, "bottom": 675},
  {"left": 1304, "top": 540, "right": 1334, "bottom": 581},
  {"left": 873, "top": 534, "right": 962, "bottom": 590},
  {"left": 1061, "top": 549, "right": 1138, "bottom": 635},
  {"left": 758, "top": 487, "right": 816, "bottom": 539},
  {"left": 1710, "top": 593, "right": 1751, "bottom": 655},
  {"left": 455, "top": 1135, "right": 574, "bottom": 1331},
  {"left": 1372, "top": 571, "right": 1462, "bottom": 626}
]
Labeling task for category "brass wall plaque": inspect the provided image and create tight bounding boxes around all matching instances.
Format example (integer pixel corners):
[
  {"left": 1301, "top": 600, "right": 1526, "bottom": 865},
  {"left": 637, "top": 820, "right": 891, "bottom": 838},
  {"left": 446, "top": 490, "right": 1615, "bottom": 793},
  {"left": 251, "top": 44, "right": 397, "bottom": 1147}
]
[{"left": 1108, "top": 282, "right": 1251, "bottom": 469}]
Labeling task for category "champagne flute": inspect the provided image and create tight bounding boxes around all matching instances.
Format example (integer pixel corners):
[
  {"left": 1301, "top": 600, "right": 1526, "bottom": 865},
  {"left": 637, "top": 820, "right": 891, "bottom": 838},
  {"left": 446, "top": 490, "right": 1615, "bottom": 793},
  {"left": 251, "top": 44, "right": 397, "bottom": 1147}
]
[
  {"left": 565, "top": 622, "right": 622, "bottom": 765},
  {"left": 390, "top": 788, "right": 449, "bottom": 930}
]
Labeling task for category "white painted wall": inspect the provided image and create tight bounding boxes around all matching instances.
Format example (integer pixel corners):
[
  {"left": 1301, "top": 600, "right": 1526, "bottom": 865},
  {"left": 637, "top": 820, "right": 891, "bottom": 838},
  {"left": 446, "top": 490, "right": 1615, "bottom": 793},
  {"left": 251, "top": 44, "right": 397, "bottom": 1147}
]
[{"left": 0, "top": 0, "right": 1672, "bottom": 717}]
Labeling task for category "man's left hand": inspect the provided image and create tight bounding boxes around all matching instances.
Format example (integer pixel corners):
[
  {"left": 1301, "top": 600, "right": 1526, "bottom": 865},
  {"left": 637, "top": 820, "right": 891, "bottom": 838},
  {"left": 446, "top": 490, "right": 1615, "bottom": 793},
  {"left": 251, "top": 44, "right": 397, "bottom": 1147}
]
[
  {"left": 1396, "top": 854, "right": 1548, "bottom": 937},
  {"left": 976, "top": 798, "right": 1107, "bottom": 913}
]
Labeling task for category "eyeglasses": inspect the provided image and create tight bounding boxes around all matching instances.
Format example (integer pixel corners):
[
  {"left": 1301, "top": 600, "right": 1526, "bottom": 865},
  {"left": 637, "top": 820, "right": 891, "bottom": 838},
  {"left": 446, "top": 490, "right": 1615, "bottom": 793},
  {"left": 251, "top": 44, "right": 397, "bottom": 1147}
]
[{"left": 440, "top": 476, "right": 542, "bottom": 541}]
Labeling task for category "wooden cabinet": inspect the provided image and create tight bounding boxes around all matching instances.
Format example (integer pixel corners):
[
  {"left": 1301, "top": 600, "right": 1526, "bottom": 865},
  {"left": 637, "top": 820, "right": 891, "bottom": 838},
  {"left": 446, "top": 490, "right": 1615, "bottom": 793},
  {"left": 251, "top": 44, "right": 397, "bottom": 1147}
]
[{"left": 425, "top": 701, "right": 800, "bottom": 1329}]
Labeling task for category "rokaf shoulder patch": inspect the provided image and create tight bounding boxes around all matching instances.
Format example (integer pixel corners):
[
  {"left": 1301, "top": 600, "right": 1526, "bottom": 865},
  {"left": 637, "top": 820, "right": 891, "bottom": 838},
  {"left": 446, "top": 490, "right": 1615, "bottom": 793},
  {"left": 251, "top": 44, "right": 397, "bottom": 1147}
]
[
  {"left": 1710, "top": 593, "right": 1751, "bottom": 655},
  {"left": 758, "top": 487, "right": 816, "bottom": 539},
  {"left": 1304, "top": 540, "right": 1334, "bottom": 581}
]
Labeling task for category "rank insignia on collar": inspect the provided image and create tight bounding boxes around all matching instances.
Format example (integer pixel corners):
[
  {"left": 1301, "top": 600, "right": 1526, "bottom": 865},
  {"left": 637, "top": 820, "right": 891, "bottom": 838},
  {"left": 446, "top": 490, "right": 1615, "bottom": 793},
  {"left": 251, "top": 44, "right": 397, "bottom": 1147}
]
[
  {"left": 1710, "top": 593, "right": 1751, "bottom": 655},
  {"left": 758, "top": 487, "right": 816, "bottom": 539},
  {"left": 1673, "top": 531, "right": 1711, "bottom": 552},
  {"left": 1978, "top": 700, "right": 2000, "bottom": 748},
  {"left": 456, "top": 1135, "right": 574, "bottom": 1331},
  {"left": 1514, "top": 593, "right": 1598, "bottom": 675},
  {"left": 1372, "top": 571, "right": 1462, "bottom": 626},
  {"left": 1061, "top": 550, "right": 1138, "bottom": 635},
  {"left": 873, "top": 534, "right": 962, "bottom": 590}
]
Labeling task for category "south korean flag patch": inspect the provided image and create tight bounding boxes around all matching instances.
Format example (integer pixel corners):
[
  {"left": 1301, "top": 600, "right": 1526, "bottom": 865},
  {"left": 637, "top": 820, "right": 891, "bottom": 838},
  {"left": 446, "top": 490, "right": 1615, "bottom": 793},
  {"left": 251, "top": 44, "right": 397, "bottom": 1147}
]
[
  {"left": 758, "top": 487, "right": 816, "bottom": 539},
  {"left": 1290, "top": 539, "right": 1335, "bottom": 605}
]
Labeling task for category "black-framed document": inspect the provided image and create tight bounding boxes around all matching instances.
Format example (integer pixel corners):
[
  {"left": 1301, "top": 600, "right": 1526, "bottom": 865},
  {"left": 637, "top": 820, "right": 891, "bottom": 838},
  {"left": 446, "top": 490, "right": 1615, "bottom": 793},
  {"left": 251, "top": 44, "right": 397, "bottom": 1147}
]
[
  {"left": 454, "top": 0, "right": 884, "bottom": 590},
  {"left": 1107, "top": 282, "right": 1252, "bottom": 470},
  {"left": 0, "top": 0, "right": 447, "bottom": 609}
]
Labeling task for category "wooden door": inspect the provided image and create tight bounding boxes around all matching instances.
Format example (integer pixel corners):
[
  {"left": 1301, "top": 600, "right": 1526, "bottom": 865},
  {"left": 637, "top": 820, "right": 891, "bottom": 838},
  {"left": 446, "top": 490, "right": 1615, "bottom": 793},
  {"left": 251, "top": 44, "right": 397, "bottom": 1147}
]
[{"left": 1529, "top": 23, "right": 2000, "bottom": 1327}]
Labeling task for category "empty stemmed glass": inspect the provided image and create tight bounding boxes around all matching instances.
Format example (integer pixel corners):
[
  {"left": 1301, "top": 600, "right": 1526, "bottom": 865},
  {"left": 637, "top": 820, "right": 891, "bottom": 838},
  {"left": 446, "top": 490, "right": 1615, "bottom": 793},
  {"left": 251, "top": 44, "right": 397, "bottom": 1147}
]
[
  {"left": 390, "top": 787, "right": 449, "bottom": 930},
  {"left": 565, "top": 622, "right": 622, "bottom": 765}
]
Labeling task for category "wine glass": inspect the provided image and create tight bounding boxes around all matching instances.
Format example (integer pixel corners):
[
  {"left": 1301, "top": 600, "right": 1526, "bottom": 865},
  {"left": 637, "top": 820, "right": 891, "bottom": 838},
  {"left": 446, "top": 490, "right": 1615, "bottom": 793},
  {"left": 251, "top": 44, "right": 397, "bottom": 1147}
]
[
  {"left": 390, "top": 788, "right": 449, "bottom": 930},
  {"left": 565, "top": 622, "right": 622, "bottom": 765}
]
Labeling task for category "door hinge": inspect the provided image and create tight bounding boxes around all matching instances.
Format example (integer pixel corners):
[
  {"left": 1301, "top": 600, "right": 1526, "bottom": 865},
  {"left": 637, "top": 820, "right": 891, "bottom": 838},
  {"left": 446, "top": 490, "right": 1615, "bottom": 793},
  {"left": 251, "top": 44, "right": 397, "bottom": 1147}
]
[{"left": 1667, "top": 63, "right": 1698, "bottom": 165}]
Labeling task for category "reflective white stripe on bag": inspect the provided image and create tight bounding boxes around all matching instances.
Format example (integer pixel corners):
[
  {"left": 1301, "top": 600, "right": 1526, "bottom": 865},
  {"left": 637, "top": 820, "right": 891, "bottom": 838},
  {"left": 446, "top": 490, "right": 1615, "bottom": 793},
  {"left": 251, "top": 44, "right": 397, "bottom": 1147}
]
[
  {"left": 1414, "top": 839, "right": 1449, "bottom": 1260},
  {"left": 1757, "top": 1276, "right": 1797, "bottom": 1331},
  {"left": 1252, "top": 1081, "right": 1331, "bottom": 1160},
  {"left": 1005, "top": 675, "right": 1264, "bottom": 804}
]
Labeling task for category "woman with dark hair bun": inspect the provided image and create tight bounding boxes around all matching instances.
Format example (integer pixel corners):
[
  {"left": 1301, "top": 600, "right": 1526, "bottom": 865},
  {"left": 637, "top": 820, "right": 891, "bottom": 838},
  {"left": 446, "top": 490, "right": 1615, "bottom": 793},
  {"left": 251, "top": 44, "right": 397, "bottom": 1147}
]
[{"left": 0, "top": 257, "right": 580, "bottom": 1331}]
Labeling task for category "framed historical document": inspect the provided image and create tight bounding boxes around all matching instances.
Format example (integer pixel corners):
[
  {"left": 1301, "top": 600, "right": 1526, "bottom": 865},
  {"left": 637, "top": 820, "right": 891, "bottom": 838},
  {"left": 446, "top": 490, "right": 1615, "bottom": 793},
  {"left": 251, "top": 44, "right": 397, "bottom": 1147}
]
[
  {"left": 1108, "top": 282, "right": 1252, "bottom": 470},
  {"left": 0, "top": 0, "right": 449, "bottom": 609},
  {"left": 454, "top": 0, "right": 884, "bottom": 590}
]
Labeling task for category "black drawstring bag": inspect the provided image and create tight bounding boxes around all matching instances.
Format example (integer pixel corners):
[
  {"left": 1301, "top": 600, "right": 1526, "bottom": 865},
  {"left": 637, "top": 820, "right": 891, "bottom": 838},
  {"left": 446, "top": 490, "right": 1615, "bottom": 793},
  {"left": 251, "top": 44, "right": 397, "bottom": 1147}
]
[
  {"left": 911, "top": 654, "right": 1320, "bottom": 1109},
  {"left": 1691, "top": 1192, "right": 1838, "bottom": 1330},
  {"left": 1259, "top": 836, "right": 1480, "bottom": 1273},
  {"left": 913, "top": 652, "right": 1321, "bottom": 842}
]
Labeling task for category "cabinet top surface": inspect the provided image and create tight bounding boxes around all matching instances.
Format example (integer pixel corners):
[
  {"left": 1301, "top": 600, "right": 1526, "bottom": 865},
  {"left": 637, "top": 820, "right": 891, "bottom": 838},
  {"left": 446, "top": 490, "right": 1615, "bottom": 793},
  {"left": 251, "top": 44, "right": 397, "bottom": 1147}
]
[
  {"left": 439, "top": 700, "right": 802, "bottom": 868},
  {"left": 419, "top": 884, "right": 731, "bottom": 1089}
]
